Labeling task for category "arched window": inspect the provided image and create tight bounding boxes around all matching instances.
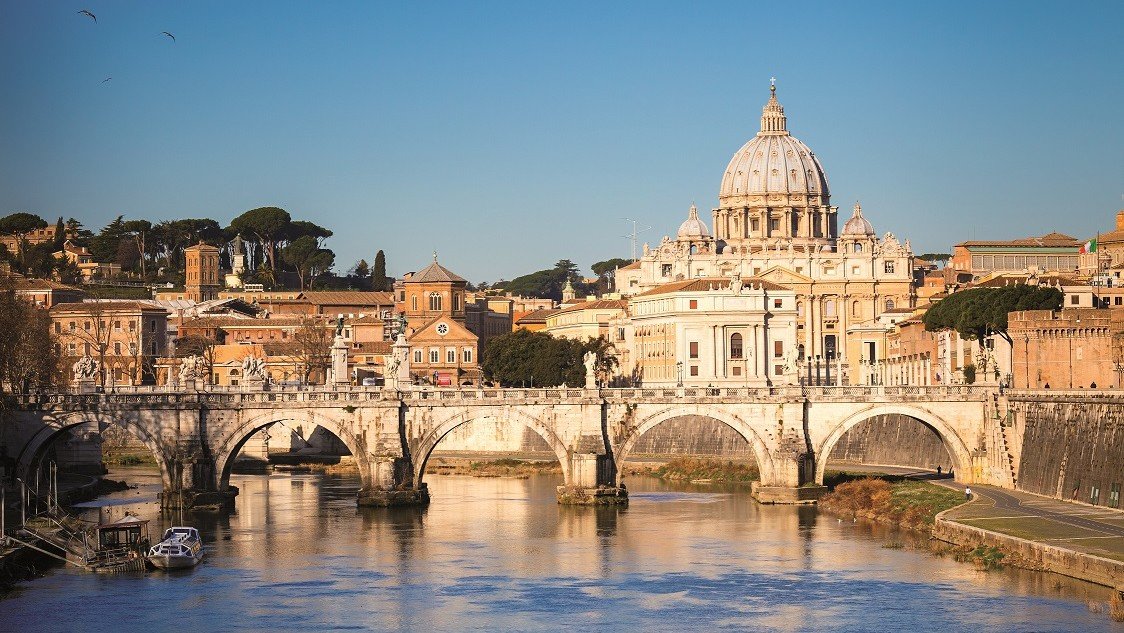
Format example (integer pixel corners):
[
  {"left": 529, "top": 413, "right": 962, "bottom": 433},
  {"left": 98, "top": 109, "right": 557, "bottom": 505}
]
[
  {"left": 854, "top": 243, "right": 863, "bottom": 253},
  {"left": 453, "top": 293, "right": 461, "bottom": 311},
  {"left": 729, "top": 333, "right": 744, "bottom": 359},
  {"left": 852, "top": 301, "right": 860, "bottom": 317},
  {"left": 885, "top": 299, "right": 896, "bottom": 311},
  {"left": 411, "top": 295, "right": 418, "bottom": 311},
  {"left": 429, "top": 292, "right": 442, "bottom": 311}
]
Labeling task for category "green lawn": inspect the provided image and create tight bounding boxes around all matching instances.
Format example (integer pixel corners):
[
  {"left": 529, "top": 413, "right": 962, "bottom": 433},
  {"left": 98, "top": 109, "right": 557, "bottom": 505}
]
[{"left": 955, "top": 516, "right": 1105, "bottom": 541}]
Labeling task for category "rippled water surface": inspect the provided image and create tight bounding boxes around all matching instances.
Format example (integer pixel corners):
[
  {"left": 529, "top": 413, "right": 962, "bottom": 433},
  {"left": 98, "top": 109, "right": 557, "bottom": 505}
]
[{"left": 1, "top": 468, "right": 1117, "bottom": 632}]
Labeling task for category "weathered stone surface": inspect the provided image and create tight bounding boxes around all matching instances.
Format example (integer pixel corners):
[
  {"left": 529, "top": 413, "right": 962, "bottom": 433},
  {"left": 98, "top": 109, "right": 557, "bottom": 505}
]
[
  {"left": 357, "top": 485, "right": 430, "bottom": 507},
  {"left": 556, "top": 485, "right": 628, "bottom": 506},
  {"left": 1009, "top": 394, "right": 1124, "bottom": 503},
  {"left": 828, "top": 413, "right": 951, "bottom": 470},
  {"left": 751, "top": 482, "right": 827, "bottom": 504}
]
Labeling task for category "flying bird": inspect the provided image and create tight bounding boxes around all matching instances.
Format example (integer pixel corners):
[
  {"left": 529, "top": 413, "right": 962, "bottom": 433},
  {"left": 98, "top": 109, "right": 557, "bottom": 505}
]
[
  {"left": 78, "top": 9, "right": 96, "bottom": 22},
  {"left": 161, "top": 31, "right": 175, "bottom": 42},
  {"left": 101, "top": 77, "right": 111, "bottom": 84}
]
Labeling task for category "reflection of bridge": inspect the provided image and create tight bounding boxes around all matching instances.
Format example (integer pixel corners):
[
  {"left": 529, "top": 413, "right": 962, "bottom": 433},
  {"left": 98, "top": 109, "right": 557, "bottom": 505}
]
[{"left": 5, "top": 385, "right": 1010, "bottom": 510}]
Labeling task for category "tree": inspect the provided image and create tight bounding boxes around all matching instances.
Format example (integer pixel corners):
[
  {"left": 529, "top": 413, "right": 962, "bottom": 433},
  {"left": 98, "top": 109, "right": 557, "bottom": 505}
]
[
  {"left": 591, "top": 258, "right": 631, "bottom": 277},
  {"left": 90, "top": 215, "right": 129, "bottom": 264},
  {"left": 481, "top": 330, "right": 614, "bottom": 387},
  {"left": 64, "top": 297, "right": 114, "bottom": 387},
  {"left": 0, "top": 212, "right": 47, "bottom": 238},
  {"left": 287, "top": 220, "right": 333, "bottom": 246},
  {"left": 0, "top": 212, "right": 47, "bottom": 264},
  {"left": 923, "top": 285, "right": 1063, "bottom": 344},
  {"left": 122, "top": 219, "right": 152, "bottom": 277},
  {"left": 0, "top": 286, "right": 59, "bottom": 395},
  {"left": 372, "top": 250, "right": 388, "bottom": 291},
  {"left": 282, "top": 236, "right": 335, "bottom": 290},
  {"left": 52, "top": 217, "right": 66, "bottom": 249},
  {"left": 286, "top": 316, "right": 332, "bottom": 384},
  {"left": 917, "top": 253, "right": 951, "bottom": 264},
  {"left": 500, "top": 259, "right": 591, "bottom": 301},
  {"left": 353, "top": 259, "right": 370, "bottom": 279},
  {"left": 229, "top": 207, "right": 292, "bottom": 274}
]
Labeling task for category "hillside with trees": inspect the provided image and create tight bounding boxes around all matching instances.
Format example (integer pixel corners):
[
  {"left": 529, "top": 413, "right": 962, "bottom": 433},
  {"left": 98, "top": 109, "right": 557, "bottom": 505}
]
[{"left": 0, "top": 209, "right": 395, "bottom": 292}]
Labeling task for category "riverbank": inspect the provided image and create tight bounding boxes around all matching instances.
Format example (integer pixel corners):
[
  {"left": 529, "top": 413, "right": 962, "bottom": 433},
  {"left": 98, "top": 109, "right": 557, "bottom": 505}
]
[
  {"left": 818, "top": 474, "right": 963, "bottom": 531},
  {"left": 935, "top": 485, "right": 1124, "bottom": 592},
  {"left": 625, "top": 458, "right": 758, "bottom": 484}
]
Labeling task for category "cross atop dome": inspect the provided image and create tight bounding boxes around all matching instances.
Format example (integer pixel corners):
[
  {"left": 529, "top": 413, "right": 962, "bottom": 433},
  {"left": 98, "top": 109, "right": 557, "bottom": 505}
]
[{"left": 760, "top": 80, "right": 787, "bottom": 135}]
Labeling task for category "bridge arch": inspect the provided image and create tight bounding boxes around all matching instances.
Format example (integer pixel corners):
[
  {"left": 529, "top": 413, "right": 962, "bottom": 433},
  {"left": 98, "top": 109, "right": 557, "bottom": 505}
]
[
  {"left": 13, "top": 410, "right": 173, "bottom": 490},
  {"left": 213, "top": 409, "right": 370, "bottom": 492},
  {"left": 814, "top": 404, "right": 973, "bottom": 484},
  {"left": 413, "top": 409, "right": 571, "bottom": 486},
  {"left": 615, "top": 405, "right": 776, "bottom": 485}
]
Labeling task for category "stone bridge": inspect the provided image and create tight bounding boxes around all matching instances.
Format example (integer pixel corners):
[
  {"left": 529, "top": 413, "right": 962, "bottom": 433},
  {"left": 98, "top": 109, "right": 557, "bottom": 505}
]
[{"left": 3, "top": 385, "right": 1010, "bottom": 510}]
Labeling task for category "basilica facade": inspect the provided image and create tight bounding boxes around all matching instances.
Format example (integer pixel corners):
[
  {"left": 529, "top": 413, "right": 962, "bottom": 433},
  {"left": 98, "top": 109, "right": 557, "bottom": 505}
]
[{"left": 614, "top": 84, "right": 916, "bottom": 385}]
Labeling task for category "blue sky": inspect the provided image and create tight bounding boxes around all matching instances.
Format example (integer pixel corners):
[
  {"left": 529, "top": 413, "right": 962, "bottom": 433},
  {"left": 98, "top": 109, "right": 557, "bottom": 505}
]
[{"left": 2, "top": 1, "right": 1121, "bottom": 282}]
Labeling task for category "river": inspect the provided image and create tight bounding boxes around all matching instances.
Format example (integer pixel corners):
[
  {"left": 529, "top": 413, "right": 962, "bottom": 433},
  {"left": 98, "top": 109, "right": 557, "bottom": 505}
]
[{"left": 1, "top": 467, "right": 1117, "bottom": 632}]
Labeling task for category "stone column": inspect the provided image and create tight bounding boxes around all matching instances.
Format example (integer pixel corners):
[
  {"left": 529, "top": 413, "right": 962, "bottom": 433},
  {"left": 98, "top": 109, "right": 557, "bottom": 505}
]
[{"left": 557, "top": 453, "right": 627, "bottom": 506}]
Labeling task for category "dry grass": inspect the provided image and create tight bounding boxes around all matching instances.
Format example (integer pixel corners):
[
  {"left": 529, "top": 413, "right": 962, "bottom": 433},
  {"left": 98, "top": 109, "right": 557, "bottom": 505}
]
[
  {"left": 819, "top": 477, "right": 964, "bottom": 531},
  {"left": 630, "top": 458, "right": 759, "bottom": 483},
  {"left": 1110, "top": 590, "right": 1124, "bottom": 622}
]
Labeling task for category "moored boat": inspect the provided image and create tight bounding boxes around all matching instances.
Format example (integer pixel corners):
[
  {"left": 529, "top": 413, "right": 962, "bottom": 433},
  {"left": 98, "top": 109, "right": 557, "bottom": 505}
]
[{"left": 147, "top": 526, "right": 204, "bottom": 570}]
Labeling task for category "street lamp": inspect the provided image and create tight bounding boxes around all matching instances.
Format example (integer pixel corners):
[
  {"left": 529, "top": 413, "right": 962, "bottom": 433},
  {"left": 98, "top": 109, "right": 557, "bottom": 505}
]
[{"left": 676, "top": 361, "right": 683, "bottom": 387}]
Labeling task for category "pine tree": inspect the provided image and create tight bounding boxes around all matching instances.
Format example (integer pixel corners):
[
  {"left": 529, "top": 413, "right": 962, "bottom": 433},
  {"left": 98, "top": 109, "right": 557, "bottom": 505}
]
[
  {"left": 354, "top": 259, "right": 369, "bottom": 279},
  {"left": 52, "top": 217, "right": 66, "bottom": 248},
  {"left": 372, "top": 250, "right": 388, "bottom": 291}
]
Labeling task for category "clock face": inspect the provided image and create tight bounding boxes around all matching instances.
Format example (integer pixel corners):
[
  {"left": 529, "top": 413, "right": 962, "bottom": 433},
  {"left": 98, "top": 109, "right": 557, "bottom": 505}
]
[{"left": 436, "top": 323, "right": 449, "bottom": 336}]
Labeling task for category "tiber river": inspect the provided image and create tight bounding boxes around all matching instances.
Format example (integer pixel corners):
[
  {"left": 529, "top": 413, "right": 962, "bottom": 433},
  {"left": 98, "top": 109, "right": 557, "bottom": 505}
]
[{"left": 0, "top": 467, "right": 1118, "bottom": 632}]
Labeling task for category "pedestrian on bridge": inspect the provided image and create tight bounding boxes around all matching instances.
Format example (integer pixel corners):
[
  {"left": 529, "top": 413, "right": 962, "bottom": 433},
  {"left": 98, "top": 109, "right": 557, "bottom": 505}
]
[{"left": 964, "top": 486, "right": 972, "bottom": 501}]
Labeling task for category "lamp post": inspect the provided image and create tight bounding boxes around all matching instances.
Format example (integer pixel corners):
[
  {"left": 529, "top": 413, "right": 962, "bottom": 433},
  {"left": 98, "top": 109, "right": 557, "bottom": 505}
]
[{"left": 676, "top": 361, "right": 683, "bottom": 387}]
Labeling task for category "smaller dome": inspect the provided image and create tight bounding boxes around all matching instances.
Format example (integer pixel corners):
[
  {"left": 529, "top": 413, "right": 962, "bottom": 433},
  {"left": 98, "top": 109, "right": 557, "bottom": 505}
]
[
  {"left": 677, "top": 204, "right": 711, "bottom": 239},
  {"left": 842, "top": 201, "right": 875, "bottom": 237}
]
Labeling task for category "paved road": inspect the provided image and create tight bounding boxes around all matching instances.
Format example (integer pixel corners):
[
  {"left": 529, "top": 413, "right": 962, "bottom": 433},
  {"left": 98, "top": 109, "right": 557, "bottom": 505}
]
[{"left": 832, "top": 463, "right": 1124, "bottom": 538}]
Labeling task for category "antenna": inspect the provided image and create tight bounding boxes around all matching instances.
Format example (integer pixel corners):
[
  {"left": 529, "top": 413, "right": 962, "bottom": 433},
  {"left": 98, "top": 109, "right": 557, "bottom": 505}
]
[{"left": 621, "top": 218, "right": 652, "bottom": 262}]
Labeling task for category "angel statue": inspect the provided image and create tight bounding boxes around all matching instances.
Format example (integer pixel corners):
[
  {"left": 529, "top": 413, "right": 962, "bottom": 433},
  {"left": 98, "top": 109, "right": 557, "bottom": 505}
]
[
  {"left": 72, "top": 356, "right": 99, "bottom": 381},
  {"left": 242, "top": 355, "right": 267, "bottom": 381}
]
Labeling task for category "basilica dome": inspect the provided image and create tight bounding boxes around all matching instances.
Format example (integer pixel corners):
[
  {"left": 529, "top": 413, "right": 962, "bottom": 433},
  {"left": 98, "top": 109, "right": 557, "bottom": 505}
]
[
  {"left": 718, "top": 85, "right": 830, "bottom": 202},
  {"left": 677, "top": 204, "right": 710, "bottom": 239},
  {"left": 841, "top": 201, "right": 875, "bottom": 236}
]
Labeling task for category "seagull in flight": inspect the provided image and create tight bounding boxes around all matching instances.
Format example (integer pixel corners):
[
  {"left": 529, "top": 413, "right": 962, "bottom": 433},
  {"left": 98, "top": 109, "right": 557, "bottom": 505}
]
[
  {"left": 101, "top": 77, "right": 111, "bottom": 84},
  {"left": 162, "top": 31, "right": 175, "bottom": 42},
  {"left": 78, "top": 9, "right": 96, "bottom": 22}
]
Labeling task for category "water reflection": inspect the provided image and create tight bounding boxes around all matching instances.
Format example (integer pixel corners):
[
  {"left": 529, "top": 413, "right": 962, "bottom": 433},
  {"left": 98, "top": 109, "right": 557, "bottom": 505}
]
[{"left": 0, "top": 467, "right": 1118, "bottom": 633}]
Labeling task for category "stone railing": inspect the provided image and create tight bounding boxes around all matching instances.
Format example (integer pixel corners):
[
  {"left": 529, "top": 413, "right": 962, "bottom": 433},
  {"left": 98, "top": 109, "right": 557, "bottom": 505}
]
[{"left": 9, "top": 383, "right": 998, "bottom": 409}]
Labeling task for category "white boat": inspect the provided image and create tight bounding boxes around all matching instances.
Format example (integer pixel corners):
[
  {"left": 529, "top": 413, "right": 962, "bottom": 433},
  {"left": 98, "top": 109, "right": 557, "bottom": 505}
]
[{"left": 147, "top": 526, "right": 204, "bottom": 570}]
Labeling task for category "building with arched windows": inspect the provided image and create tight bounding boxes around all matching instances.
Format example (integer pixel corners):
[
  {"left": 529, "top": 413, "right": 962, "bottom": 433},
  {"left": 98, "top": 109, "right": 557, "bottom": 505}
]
[
  {"left": 615, "top": 83, "right": 916, "bottom": 382},
  {"left": 393, "top": 258, "right": 481, "bottom": 385}
]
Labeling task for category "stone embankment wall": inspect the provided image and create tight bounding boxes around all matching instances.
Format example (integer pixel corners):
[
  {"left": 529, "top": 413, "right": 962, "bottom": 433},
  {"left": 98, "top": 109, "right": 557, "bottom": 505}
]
[
  {"left": 627, "top": 416, "right": 756, "bottom": 460},
  {"left": 1011, "top": 396, "right": 1124, "bottom": 504},
  {"left": 934, "top": 512, "right": 1124, "bottom": 588},
  {"left": 827, "top": 414, "right": 951, "bottom": 471}
]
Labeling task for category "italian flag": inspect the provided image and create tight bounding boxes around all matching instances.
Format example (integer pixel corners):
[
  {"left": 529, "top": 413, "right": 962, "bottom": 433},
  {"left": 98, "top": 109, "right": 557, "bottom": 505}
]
[{"left": 1079, "top": 238, "right": 1097, "bottom": 254}]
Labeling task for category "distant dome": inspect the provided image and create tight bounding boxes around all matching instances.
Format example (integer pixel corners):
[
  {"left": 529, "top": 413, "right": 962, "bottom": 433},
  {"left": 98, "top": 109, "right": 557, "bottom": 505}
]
[
  {"left": 842, "top": 202, "right": 875, "bottom": 236},
  {"left": 677, "top": 204, "right": 710, "bottom": 239},
  {"left": 719, "top": 84, "right": 830, "bottom": 202}
]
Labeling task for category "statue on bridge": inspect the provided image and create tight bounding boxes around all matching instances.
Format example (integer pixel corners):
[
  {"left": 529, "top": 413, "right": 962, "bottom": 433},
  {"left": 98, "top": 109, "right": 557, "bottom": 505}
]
[
  {"left": 583, "top": 351, "right": 597, "bottom": 389},
  {"left": 72, "top": 355, "right": 99, "bottom": 381},
  {"left": 179, "top": 355, "right": 205, "bottom": 384},
  {"left": 241, "top": 355, "right": 267, "bottom": 382}
]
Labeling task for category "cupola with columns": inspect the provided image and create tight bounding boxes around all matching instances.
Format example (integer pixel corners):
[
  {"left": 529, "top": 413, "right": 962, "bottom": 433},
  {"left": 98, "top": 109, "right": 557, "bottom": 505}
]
[{"left": 714, "top": 81, "right": 837, "bottom": 254}]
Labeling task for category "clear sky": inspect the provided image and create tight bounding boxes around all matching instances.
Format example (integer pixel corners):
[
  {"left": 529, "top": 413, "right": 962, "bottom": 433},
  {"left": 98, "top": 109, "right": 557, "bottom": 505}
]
[{"left": 2, "top": 1, "right": 1121, "bottom": 283}]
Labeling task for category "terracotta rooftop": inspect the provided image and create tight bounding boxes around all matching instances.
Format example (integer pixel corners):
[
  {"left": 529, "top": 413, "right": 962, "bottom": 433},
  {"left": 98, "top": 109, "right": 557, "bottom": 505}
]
[
  {"left": 515, "top": 308, "right": 559, "bottom": 324},
  {"left": 10, "top": 277, "right": 83, "bottom": 291},
  {"left": 619, "top": 261, "right": 641, "bottom": 271},
  {"left": 634, "top": 277, "right": 789, "bottom": 297},
  {"left": 955, "top": 232, "right": 1080, "bottom": 248},
  {"left": 553, "top": 299, "right": 628, "bottom": 316},
  {"left": 50, "top": 301, "right": 169, "bottom": 314},
  {"left": 405, "top": 260, "right": 466, "bottom": 284},
  {"left": 300, "top": 291, "right": 394, "bottom": 306}
]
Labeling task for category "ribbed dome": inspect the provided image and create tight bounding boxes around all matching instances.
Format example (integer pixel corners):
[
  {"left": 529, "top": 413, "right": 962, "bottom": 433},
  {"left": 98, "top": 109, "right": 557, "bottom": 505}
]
[
  {"left": 677, "top": 204, "right": 710, "bottom": 239},
  {"left": 842, "top": 202, "right": 875, "bottom": 236},
  {"left": 718, "top": 85, "right": 830, "bottom": 201}
]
